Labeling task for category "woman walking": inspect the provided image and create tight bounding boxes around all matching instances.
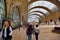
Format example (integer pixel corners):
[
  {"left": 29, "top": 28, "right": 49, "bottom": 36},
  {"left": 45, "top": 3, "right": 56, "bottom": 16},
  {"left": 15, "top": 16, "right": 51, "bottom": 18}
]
[{"left": 34, "top": 25, "right": 39, "bottom": 40}]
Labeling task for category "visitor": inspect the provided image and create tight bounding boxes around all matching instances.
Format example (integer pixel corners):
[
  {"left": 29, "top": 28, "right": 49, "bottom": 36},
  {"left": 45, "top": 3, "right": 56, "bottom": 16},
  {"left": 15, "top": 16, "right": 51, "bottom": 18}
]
[
  {"left": 2, "top": 19, "right": 13, "bottom": 40},
  {"left": 26, "top": 24, "right": 34, "bottom": 40},
  {"left": 34, "top": 25, "right": 39, "bottom": 40}
]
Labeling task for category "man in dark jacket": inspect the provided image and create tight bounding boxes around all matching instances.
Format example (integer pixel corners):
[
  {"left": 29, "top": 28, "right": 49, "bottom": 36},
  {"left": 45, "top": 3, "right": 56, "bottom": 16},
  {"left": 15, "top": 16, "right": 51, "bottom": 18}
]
[{"left": 26, "top": 24, "right": 34, "bottom": 40}]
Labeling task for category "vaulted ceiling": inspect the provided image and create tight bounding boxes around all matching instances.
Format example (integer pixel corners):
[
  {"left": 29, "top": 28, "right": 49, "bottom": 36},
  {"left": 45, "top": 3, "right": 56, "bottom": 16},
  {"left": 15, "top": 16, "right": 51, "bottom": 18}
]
[
  {"left": 5, "top": 0, "right": 60, "bottom": 23},
  {"left": 27, "top": 0, "right": 60, "bottom": 23}
]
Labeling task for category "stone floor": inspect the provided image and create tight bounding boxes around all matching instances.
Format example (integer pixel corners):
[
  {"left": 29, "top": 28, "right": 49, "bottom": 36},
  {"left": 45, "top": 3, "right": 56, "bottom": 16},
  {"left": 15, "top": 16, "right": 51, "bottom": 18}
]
[
  {"left": 0, "top": 25, "right": 60, "bottom": 40},
  {"left": 12, "top": 25, "right": 60, "bottom": 40}
]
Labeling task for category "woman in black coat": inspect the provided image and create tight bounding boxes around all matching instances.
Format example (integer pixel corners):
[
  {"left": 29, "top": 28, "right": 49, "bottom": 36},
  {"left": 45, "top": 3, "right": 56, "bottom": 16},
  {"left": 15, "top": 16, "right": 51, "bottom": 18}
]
[{"left": 2, "top": 19, "right": 12, "bottom": 40}]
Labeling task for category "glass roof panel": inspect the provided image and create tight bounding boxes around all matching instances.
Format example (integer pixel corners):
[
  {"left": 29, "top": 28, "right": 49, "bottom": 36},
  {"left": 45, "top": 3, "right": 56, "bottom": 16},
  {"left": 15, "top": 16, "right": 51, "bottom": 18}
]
[
  {"left": 29, "top": 12, "right": 45, "bottom": 17},
  {"left": 28, "top": 8, "right": 49, "bottom": 15},
  {"left": 27, "top": 17, "right": 39, "bottom": 22},
  {"left": 28, "top": 15, "right": 41, "bottom": 19},
  {"left": 28, "top": 1, "right": 58, "bottom": 12},
  {"left": 27, "top": 15, "right": 40, "bottom": 22}
]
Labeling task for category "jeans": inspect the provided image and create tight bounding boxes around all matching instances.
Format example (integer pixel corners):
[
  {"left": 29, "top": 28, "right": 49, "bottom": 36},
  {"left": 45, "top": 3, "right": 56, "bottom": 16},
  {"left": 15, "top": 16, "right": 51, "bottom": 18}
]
[
  {"left": 28, "top": 34, "right": 32, "bottom": 40},
  {"left": 35, "top": 33, "right": 38, "bottom": 40}
]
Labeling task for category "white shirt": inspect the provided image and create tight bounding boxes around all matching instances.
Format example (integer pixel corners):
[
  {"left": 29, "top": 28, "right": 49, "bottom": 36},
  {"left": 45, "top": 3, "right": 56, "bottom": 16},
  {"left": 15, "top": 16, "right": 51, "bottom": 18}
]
[
  {"left": 9, "top": 27, "right": 12, "bottom": 35},
  {"left": 34, "top": 25, "right": 40, "bottom": 33},
  {"left": 4, "top": 28, "right": 7, "bottom": 37},
  {"left": 4, "top": 26, "right": 12, "bottom": 37}
]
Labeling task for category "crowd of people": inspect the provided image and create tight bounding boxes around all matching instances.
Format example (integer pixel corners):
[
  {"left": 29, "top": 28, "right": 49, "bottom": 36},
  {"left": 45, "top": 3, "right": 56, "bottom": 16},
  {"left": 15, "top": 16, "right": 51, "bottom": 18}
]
[{"left": 0, "top": 19, "right": 40, "bottom": 40}]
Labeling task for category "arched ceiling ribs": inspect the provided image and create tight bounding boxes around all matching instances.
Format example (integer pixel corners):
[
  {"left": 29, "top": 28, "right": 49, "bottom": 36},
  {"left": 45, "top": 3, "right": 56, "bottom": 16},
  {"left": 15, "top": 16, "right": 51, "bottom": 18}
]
[
  {"left": 29, "top": 11, "right": 47, "bottom": 16},
  {"left": 45, "top": 0, "right": 60, "bottom": 10},
  {"left": 28, "top": 8, "right": 49, "bottom": 15},
  {"left": 27, "top": 15, "right": 40, "bottom": 22},
  {"left": 28, "top": 14, "right": 41, "bottom": 19},
  {"left": 28, "top": 6, "right": 53, "bottom": 14},
  {"left": 28, "top": 11, "right": 45, "bottom": 17},
  {"left": 28, "top": 1, "right": 58, "bottom": 12},
  {"left": 29, "top": 14, "right": 43, "bottom": 18}
]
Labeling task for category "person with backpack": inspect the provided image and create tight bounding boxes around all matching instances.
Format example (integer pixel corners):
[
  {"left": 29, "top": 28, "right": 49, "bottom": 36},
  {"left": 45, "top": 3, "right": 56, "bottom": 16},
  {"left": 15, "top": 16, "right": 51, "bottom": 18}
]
[
  {"left": 34, "top": 25, "right": 40, "bottom": 40},
  {"left": 2, "top": 19, "right": 13, "bottom": 40},
  {"left": 26, "top": 24, "right": 34, "bottom": 40}
]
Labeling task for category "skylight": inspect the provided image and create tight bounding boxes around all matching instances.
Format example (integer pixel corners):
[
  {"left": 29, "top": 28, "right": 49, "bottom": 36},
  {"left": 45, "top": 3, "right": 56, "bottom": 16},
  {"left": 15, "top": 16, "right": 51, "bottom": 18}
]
[
  {"left": 28, "top": 8, "right": 49, "bottom": 15},
  {"left": 29, "top": 12, "right": 45, "bottom": 17},
  {"left": 28, "top": 1, "right": 58, "bottom": 12}
]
